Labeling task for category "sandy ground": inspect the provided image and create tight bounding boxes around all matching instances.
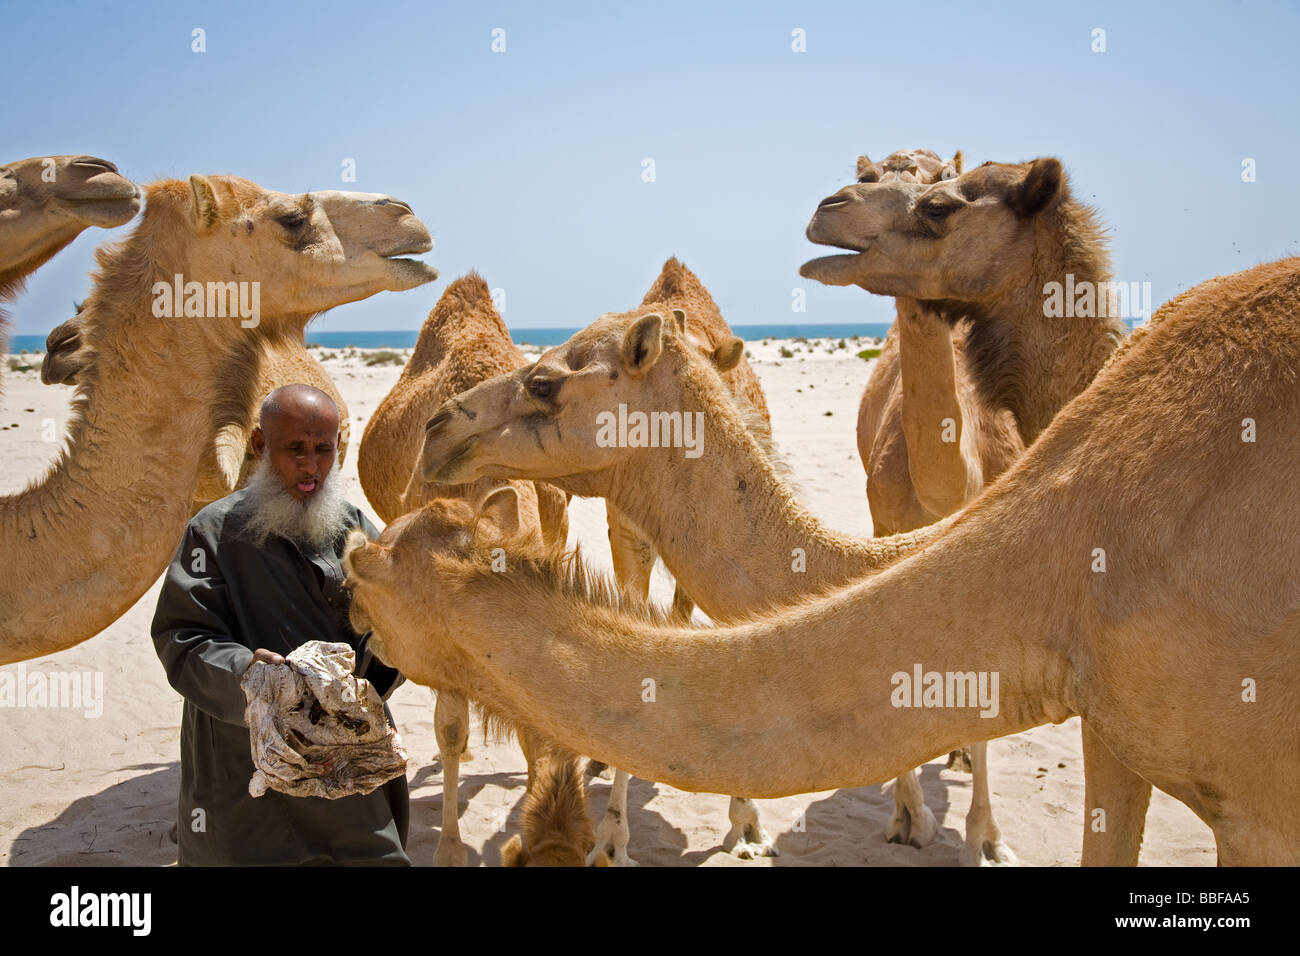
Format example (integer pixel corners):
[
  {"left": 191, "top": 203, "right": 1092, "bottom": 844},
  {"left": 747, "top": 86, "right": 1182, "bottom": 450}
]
[{"left": 0, "top": 337, "right": 1216, "bottom": 866}]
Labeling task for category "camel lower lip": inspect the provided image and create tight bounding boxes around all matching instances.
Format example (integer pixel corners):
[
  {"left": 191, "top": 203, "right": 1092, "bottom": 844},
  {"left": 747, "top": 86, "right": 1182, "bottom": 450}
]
[{"left": 799, "top": 252, "right": 867, "bottom": 276}]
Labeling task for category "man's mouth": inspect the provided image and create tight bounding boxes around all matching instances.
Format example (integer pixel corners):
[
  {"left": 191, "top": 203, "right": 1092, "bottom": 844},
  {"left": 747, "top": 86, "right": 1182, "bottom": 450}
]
[{"left": 297, "top": 478, "right": 319, "bottom": 495}]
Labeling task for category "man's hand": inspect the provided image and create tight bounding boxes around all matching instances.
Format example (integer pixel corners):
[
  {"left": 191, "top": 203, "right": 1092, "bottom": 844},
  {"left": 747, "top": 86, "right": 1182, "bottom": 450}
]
[{"left": 247, "top": 648, "right": 286, "bottom": 671}]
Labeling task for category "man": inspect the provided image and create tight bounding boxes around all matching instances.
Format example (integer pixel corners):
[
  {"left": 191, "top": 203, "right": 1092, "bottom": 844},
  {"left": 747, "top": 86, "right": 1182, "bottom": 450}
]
[{"left": 153, "top": 384, "right": 409, "bottom": 866}]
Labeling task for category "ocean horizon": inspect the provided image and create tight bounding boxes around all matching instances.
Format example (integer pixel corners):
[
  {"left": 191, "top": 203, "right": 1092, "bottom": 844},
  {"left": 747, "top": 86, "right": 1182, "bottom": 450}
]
[{"left": 7, "top": 322, "right": 894, "bottom": 354}]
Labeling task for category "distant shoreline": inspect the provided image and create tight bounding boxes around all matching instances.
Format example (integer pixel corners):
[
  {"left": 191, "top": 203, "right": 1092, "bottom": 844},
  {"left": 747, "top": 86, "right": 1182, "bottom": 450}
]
[{"left": 8, "top": 323, "right": 895, "bottom": 354}]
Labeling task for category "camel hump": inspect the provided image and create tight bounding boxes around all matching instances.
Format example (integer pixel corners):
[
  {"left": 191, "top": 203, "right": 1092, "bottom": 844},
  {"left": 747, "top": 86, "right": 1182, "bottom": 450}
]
[{"left": 641, "top": 256, "right": 706, "bottom": 305}]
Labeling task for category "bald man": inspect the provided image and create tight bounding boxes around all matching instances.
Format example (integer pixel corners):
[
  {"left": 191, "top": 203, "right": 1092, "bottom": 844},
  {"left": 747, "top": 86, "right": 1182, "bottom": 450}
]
[{"left": 152, "top": 385, "right": 409, "bottom": 866}]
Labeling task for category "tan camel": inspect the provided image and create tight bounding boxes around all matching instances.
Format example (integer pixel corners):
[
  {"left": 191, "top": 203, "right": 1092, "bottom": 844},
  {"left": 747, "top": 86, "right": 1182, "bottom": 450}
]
[
  {"left": 348, "top": 254, "right": 1300, "bottom": 866},
  {"left": 802, "top": 156, "right": 1125, "bottom": 862},
  {"left": 0, "top": 155, "right": 140, "bottom": 392},
  {"left": 0, "top": 173, "right": 436, "bottom": 665},
  {"left": 802, "top": 158, "right": 1127, "bottom": 862},
  {"left": 356, "top": 272, "right": 572, "bottom": 867},
  {"left": 598, "top": 257, "right": 777, "bottom": 864},
  {"left": 501, "top": 732, "right": 612, "bottom": 867},
  {"left": 411, "top": 162, "right": 1096, "bottom": 863},
  {"left": 43, "top": 305, "right": 352, "bottom": 514},
  {"left": 854, "top": 148, "right": 962, "bottom": 185}
]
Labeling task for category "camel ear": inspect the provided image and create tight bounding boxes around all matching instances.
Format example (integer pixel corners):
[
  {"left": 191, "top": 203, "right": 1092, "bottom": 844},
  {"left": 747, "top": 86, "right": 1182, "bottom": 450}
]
[
  {"left": 478, "top": 485, "right": 521, "bottom": 537},
  {"left": 671, "top": 308, "right": 687, "bottom": 333},
  {"left": 711, "top": 336, "right": 744, "bottom": 372},
  {"left": 501, "top": 834, "right": 527, "bottom": 867},
  {"left": 951, "top": 150, "right": 964, "bottom": 175},
  {"left": 621, "top": 313, "right": 664, "bottom": 373},
  {"left": 856, "top": 155, "right": 878, "bottom": 183},
  {"left": 1007, "top": 158, "right": 1063, "bottom": 218},
  {"left": 188, "top": 174, "right": 220, "bottom": 230}
]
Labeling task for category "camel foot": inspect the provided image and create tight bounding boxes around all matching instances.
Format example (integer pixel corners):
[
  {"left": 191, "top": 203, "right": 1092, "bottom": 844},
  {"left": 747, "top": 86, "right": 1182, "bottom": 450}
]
[
  {"left": 722, "top": 821, "right": 780, "bottom": 859},
  {"left": 960, "top": 834, "right": 1018, "bottom": 867},
  {"left": 588, "top": 808, "right": 634, "bottom": 866},
  {"left": 885, "top": 802, "right": 939, "bottom": 849},
  {"left": 433, "top": 836, "right": 468, "bottom": 867},
  {"left": 946, "top": 747, "right": 973, "bottom": 773}
]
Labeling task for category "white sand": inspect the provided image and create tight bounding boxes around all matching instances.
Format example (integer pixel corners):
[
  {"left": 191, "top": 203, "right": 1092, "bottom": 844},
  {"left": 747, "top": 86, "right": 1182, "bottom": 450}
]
[{"left": 0, "top": 340, "right": 1216, "bottom": 866}]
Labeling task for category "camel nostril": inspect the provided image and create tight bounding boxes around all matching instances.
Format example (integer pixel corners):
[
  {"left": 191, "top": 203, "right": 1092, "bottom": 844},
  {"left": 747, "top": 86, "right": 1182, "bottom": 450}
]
[
  {"left": 379, "top": 197, "right": 413, "bottom": 215},
  {"left": 425, "top": 409, "right": 451, "bottom": 433},
  {"left": 818, "top": 196, "right": 849, "bottom": 210},
  {"left": 71, "top": 157, "right": 118, "bottom": 173}
]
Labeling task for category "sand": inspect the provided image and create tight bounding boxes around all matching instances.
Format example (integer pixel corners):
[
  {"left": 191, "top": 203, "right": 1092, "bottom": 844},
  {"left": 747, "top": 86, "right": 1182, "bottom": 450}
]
[{"left": 0, "top": 338, "right": 1216, "bottom": 866}]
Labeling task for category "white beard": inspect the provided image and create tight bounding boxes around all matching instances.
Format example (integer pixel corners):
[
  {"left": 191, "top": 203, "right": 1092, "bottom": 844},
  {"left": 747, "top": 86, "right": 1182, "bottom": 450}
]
[{"left": 242, "top": 456, "right": 352, "bottom": 551}]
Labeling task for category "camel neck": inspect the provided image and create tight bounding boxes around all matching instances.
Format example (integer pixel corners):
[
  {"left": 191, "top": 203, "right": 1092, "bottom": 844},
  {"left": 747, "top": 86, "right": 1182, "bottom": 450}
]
[
  {"left": 0, "top": 278, "right": 262, "bottom": 663},
  {"left": 436, "top": 511, "right": 1072, "bottom": 797},
  {"left": 605, "top": 345, "right": 944, "bottom": 622}
]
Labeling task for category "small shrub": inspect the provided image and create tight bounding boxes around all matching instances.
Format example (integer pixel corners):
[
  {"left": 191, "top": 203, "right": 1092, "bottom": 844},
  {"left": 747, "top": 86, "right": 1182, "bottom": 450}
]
[
  {"left": 364, "top": 350, "right": 405, "bottom": 367},
  {"left": 857, "top": 348, "right": 881, "bottom": 360},
  {"left": 779, "top": 346, "right": 794, "bottom": 358}
]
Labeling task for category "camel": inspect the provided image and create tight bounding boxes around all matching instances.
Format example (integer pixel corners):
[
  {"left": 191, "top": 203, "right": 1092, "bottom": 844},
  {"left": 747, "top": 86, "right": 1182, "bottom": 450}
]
[
  {"left": 501, "top": 732, "right": 612, "bottom": 867},
  {"left": 853, "top": 148, "right": 962, "bottom": 185},
  {"left": 0, "top": 155, "right": 140, "bottom": 392},
  {"left": 356, "top": 272, "right": 574, "bottom": 866},
  {"left": 800, "top": 155, "right": 1125, "bottom": 862},
  {"left": 411, "top": 160, "right": 1105, "bottom": 864},
  {"left": 0, "top": 172, "right": 436, "bottom": 665},
  {"left": 802, "top": 157, "right": 1127, "bottom": 862},
  {"left": 347, "top": 253, "right": 1300, "bottom": 866},
  {"left": 43, "top": 303, "right": 351, "bottom": 514}
]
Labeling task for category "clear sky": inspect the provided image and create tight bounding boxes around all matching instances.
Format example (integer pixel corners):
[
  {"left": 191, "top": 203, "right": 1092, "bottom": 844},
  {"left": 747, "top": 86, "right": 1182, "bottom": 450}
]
[{"left": 3, "top": 0, "right": 1297, "bottom": 334}]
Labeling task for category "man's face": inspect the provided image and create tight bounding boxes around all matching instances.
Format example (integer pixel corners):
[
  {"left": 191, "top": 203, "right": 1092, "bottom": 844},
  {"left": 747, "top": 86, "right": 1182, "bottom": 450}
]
[{"left": 251, "top": 408, "right": 339, "bottom": 502}]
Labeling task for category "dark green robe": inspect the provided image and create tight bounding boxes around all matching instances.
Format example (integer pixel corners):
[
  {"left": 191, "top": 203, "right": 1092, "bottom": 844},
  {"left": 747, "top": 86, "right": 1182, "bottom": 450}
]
[{"left": 151, "top": 487, "right": 409, "bottom": 866}]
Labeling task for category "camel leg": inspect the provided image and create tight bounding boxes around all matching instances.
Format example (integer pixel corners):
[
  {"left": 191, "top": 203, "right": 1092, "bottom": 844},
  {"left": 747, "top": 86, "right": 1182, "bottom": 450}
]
[
  {"left": 885, "top": 769, "right": 938, "bottom": 848},
  {"left": 588, "top": 769, "right": 638, "bottom": 866},
  {"left": 430, "top": 688, "right": 471, "bottom": 761},
  {"left": 433, "top": 691, "right": 470, "bottom": 867},
  {"left": 1081, "top": 719, "right": 1151, "bottom": 866},
  {"left": 722, "top": 797, "right": 779, "bottom": 858},
  {"left": 669, "top": 583, "right": 695, "bottom": 625},
  {"left": 959, "top": 741, "right": 1017, "bottom": 866}
]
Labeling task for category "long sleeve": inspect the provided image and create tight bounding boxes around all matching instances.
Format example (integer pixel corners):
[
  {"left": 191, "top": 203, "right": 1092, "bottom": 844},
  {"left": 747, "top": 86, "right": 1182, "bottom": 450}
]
[{"left": 151, "top": 524, "right": 253, "bottom": 727}]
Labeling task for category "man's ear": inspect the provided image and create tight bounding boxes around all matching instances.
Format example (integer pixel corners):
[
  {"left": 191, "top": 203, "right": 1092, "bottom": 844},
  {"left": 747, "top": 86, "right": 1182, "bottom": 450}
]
[
  {"left": 1007, "top": 157, "right": 1064, "bottom": 218},
  {"left": 478, "top": 485, "right": 521, "bottom": 537},
  {"left": 250, "top": 426, "right": 266, "bottom": 458},
  {"left": 189, "top": 174, "right": 220, "bottom": 231},
  {"left": 621, "top": 312, "right": 664, "bottom": 373},
  {"left": 711, "top": 336, "right": 744, "bottom": 372}
]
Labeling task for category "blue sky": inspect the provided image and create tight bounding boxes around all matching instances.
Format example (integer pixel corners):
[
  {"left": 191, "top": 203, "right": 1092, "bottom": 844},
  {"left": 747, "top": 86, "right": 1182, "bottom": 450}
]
[{"left": 4, "top": 0, "right": 1297, "bottom": 334}]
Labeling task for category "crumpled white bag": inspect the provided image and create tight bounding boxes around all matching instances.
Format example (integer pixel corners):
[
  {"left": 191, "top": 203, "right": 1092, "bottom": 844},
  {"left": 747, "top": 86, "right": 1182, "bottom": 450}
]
[{"left": 240, "top": 640, "right": 408, "bottom": 799}]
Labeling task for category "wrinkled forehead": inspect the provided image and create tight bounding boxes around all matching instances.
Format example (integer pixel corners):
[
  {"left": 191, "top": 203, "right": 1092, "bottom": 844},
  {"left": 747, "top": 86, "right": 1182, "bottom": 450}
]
[
  {"left": 377, "top": 501, "right": 475, "bottom": 548},
  {"left": 535, "top": 310, "right": 644, "bottom": 370}
]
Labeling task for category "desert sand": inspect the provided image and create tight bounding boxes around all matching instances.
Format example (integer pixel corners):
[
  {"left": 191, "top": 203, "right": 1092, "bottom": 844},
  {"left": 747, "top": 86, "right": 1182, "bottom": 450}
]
[{"left": 0, "top": 336, "right": 1216, "bottom": 866}]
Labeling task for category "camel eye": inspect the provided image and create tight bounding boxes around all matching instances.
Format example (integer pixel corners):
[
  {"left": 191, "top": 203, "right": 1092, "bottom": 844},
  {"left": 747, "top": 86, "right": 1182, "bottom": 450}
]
[
  {"left": 528, "top": 377, "right": 554, "bottom": 400},
  {"left": 278, "top": 211, "right": 308, "bottom": 230},
  {"left": 940, "top": 166, "right": 958, "bottom": 181},
  {"left": 857, "top": 170, "right": 879, "bottom": 184},
  {"left": 921, "top": 203, "right": 957, "bottom": 222}
]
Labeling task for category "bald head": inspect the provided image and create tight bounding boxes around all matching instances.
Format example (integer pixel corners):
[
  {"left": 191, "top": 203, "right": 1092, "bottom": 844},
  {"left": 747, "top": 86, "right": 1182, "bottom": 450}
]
[{"left": 251, "top": 385, "right": 341, "bottom": 501}]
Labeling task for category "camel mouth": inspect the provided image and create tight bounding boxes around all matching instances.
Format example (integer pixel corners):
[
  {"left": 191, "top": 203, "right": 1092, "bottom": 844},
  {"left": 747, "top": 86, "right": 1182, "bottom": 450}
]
[
  {"left": 61, "top": 194, "right": 143, "bottom": 228},
  {"left": 381, "top": 256, "right": 439, "bottom": 287},
  {"left": 799, "top": 251, "right": 870, "bottom": 285},
  {"left": 423, "top": 439, "right": 477, "bottom": 482}
]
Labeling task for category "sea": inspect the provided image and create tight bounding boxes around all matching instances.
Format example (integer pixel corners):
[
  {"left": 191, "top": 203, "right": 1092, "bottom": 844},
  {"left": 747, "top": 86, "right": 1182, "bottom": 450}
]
[{"left": 7, "top": 323, "right": 893, "bottom": 354}]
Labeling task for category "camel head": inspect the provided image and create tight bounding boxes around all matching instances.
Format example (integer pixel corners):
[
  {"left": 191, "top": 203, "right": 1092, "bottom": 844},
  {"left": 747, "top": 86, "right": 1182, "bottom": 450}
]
[
  {"left": 800, "top": 157, "right": 1069, "bottom": 303},
  {"left": 0, "top": 155, "right": 140, "bottom": 292},
  {"left": 343, "top": 487, "right": 540, "bottom": 674},
  {"left": 416, "top": 308, "right": 741, "bottom": 495},
  {"left": 855, "top": 148, "right": 963, "bottom": 185},
  {"left": 128, "top": 175, "right": 437, "bottom": 331}
]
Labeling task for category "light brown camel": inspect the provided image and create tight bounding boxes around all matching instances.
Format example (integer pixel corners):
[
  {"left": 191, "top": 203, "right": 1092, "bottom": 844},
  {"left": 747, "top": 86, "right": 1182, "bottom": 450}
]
[
  {"left": 411, "top": 161, "right": 1099, "bottom": 863},
  {"left": 802, "top": 158, "right": 1126, "bottom": 862},
  {"left": 501, "top": 731, "right": 612, "bottom": 867},
  {"left": 357, "top": 272, "right": 572, "bottom": 867},
  {"left": 0, "top": 155, "right": 140, "bottom": 392},
  {"left": 348, "top": 254, "right": 1300, "bottom": 866},
  {"left": 43, "top": 305, "right": 352, "bottom": 515},
  {"left": 0, "top": 173, "right": 436, "bottom": 665},
  {"left": 801, "top": 155, "right": 1124, "bottom": 862},
  {"left": 598, "top": 257, "right": 777, "bottom": 864}
]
